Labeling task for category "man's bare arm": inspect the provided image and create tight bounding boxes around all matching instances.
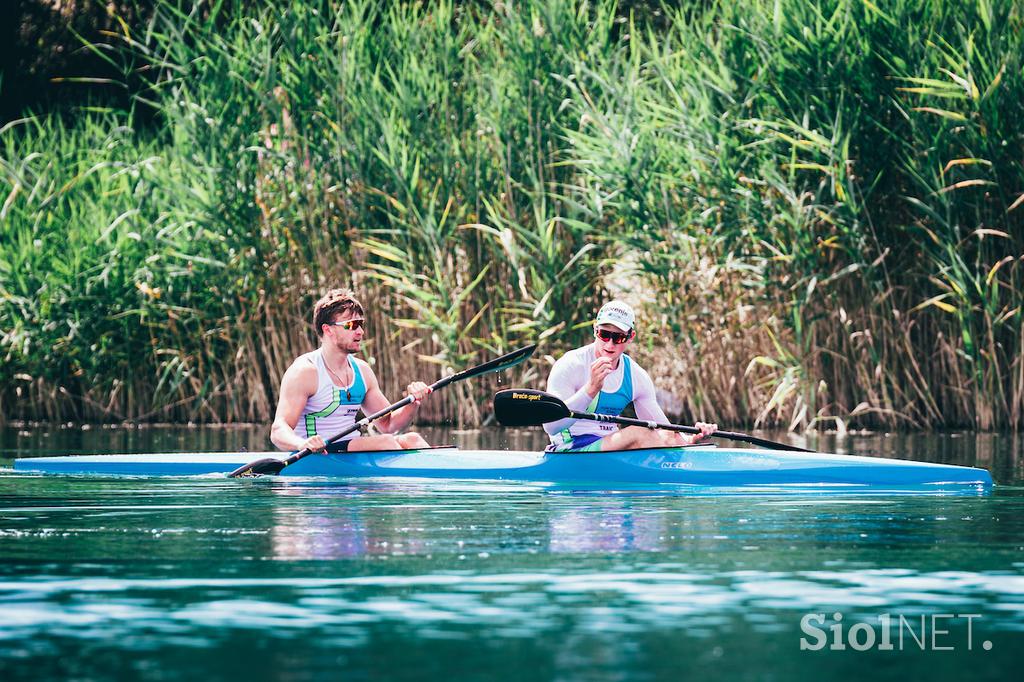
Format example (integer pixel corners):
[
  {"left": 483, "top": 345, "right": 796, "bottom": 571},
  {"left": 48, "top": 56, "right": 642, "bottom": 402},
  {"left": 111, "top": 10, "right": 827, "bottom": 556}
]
[{"left": 270, "top": 360, "right": 324, "bottom": 451}]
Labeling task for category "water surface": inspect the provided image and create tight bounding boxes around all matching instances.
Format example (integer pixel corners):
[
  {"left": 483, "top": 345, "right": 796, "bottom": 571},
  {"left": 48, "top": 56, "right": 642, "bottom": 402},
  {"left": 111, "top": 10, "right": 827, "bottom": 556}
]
[{"left": 1, "top": 427, "right": 1022, "bottom": 680}]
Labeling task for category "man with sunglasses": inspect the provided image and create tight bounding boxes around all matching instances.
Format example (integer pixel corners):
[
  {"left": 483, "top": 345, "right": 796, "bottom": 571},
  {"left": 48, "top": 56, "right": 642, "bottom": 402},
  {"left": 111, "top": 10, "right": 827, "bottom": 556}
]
[
  {"left": 270, "top": 288, "right": 432, "bottom": 454},
  {"left": 544, "top": 300, "right": 717, "bottom": 452}
]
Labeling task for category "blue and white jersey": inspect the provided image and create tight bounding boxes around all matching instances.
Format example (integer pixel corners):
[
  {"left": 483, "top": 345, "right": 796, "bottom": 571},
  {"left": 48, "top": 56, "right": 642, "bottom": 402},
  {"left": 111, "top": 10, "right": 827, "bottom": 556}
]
[
  {"left": 544, "top": 344, "right": 668, "bottom": 446},
  {"left": 292, "top": 350, "right": 367, "bottom": 442}
]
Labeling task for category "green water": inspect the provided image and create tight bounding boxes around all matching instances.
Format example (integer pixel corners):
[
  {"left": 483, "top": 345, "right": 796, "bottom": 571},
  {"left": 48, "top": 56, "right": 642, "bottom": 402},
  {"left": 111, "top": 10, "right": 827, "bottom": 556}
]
[{"left": 1, "top": 427, "right": 1023, "bottom": 681}]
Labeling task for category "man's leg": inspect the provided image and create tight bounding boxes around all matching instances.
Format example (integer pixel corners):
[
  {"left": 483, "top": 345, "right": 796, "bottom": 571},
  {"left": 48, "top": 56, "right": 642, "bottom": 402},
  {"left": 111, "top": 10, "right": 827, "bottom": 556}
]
[
  {"left": 346, "top": 434, "right": 402, "bottom": 451},
  {"left": 599, "top": 426, "right": 687, "bottom": 451},
  {"left": 396, "top": 432, "right": 430, "bottom": 448},
  {"left": 346, "top": 433, "right": 430, "bottom": 451}
]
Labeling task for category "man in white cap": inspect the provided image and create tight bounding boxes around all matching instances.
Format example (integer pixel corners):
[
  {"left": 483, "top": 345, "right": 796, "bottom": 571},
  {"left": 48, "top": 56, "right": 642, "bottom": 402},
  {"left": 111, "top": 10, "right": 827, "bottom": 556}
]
[{"left": 543, "top": 300, "right": 717, "bottom": 452}]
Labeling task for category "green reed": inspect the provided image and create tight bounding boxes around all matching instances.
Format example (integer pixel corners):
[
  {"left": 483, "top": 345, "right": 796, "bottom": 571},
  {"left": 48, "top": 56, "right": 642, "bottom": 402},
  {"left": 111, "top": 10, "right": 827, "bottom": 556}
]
[
  {"left": 560, "top": 0, "right": 1024, "bottom": 429},
  {"left": 1, "top": 0, "right": 1022, "bottom": 430}
]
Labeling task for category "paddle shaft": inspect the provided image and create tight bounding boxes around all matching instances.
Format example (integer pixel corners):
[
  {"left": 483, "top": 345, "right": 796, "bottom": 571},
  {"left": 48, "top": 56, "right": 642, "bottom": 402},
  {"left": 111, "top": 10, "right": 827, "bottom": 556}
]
[{"left": 566, "top": 409, "right": 813, "bottom": 452}]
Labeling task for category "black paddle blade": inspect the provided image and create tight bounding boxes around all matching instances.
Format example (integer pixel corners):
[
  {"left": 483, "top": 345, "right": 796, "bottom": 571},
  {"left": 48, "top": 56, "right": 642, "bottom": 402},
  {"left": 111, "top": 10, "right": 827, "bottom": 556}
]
[
  {"left": 228, "top": 457, "right": 287, "bottom": 478},
  {"left": 447, "top": 344, "right": 537, "bottom": 384},
  {"left": 493, "top": 389, "right": 571, "bottom": 426}
]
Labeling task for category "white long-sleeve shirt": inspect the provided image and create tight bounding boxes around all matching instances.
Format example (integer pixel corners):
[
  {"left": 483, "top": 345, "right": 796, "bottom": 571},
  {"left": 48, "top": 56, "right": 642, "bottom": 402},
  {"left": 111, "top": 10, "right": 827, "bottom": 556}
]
[{"left": 543, "top": 344, "right": 669, "bottom": 445}]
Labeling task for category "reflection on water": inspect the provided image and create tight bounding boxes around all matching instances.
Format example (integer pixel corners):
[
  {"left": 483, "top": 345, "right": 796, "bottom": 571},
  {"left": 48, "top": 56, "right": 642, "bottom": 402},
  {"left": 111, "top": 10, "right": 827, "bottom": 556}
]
[
  {"left": 269, "top": 486, "right": 677, "bottom": 560},
  {"left": 271, "top": 487, "right": 370, "bottom": 560},
  {"left": 549, "top": 501, "right": 668, "bottom": 554}
]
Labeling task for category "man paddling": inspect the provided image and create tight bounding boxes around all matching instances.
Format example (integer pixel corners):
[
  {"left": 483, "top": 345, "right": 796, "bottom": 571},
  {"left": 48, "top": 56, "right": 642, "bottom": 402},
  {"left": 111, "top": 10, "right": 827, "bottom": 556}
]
[
  {"left": 544, "top": 300, "right": 717, "bottom": 451},
  {"left": 270, "top": 288, "right": 431, "bottom": 453}
]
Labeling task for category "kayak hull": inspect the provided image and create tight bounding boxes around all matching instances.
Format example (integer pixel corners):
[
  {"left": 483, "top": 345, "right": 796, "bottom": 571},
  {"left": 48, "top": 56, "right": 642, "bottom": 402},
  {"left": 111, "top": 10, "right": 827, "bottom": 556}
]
[{"left": 11, "top": 445, "right": 993, "bottom": 488}]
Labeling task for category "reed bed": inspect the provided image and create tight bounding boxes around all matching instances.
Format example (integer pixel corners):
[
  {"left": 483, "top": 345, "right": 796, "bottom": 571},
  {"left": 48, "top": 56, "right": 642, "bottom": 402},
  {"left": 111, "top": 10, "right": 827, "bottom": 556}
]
[{"left": 1, "top": 0, "right": 1022, "bottom": 430}]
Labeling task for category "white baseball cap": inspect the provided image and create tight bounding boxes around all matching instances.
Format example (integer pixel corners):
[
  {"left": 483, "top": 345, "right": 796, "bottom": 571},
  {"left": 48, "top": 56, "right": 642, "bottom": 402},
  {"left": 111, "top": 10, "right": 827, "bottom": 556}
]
[{"left": 594, "top": 300, "right": 635, "bottom": 332}]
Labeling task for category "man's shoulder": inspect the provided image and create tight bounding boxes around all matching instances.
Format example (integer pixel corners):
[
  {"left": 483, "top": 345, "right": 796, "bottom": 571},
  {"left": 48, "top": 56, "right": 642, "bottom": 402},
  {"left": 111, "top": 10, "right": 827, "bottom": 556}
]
[
  {"left": 288, "top": 348, "right": 315, "bottom": 368},
  {"left": 280, "top": 352, "right": 319, "bottom": 397},
  {"left": 548, "top": 346, "right": 592, "bottom": 387}
]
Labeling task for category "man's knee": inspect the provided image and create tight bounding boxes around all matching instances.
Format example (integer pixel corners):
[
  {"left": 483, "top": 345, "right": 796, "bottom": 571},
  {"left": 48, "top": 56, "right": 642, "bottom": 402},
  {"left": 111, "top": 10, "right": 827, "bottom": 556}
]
[
  {"left": 349, "top": 434, "right": 401, "bottom": 452},
  {"left": 604, "top": 426, "right": 647, "bottom": 450},
  {"left": 397, "top": 432, "right": 429, "bottom": 448}
]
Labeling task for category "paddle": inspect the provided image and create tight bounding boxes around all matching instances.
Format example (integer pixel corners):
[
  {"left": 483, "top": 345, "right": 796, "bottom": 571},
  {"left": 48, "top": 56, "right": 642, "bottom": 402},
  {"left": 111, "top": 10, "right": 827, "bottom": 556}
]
[
  {"left": 228, "top": 344, "right": 538, "bottom": 478},
  {"left": 493, "top": 388, "right": 813, "bottom": 453}
]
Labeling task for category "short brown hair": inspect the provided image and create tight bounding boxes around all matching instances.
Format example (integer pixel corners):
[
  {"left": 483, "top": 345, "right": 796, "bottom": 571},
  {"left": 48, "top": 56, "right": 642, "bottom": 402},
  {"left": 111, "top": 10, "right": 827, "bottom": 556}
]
[{"left": 313, "top": 288, "right": 364, "bottom": 337}]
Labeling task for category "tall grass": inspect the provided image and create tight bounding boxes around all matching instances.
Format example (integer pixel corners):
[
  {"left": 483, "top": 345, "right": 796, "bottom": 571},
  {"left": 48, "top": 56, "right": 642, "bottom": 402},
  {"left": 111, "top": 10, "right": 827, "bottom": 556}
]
[
  {"left": 1, "top": 0, "right": 1022, "bottom": 430},
  {"left": 560, "top": 0, "right": 1024, "bottom": 429}
]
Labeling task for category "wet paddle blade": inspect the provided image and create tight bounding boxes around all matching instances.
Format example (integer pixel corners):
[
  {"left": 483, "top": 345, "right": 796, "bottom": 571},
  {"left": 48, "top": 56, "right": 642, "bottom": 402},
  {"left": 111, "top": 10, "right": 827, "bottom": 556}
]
[
  {"left": 228, "top": 457, "right": 287, "bottom": 478},
  {"left": 494, "top": 389, "right": 571, "bottom": 426}
]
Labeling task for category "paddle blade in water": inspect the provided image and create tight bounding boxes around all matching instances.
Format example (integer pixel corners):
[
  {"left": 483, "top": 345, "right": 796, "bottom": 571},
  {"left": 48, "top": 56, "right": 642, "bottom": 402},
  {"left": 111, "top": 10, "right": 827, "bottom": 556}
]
[
  {"left": 493, "top": 389, "right": 571, "bottom": 426},
  {"left": 228, "top": 457, "right": 287, "bottom": 478}
]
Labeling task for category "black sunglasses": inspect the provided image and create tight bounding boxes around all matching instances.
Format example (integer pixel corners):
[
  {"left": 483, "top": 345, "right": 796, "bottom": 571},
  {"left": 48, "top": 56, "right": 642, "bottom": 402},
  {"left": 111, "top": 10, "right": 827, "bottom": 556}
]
[{"left": 595, "top": 328, "right": 633, "bottom": 344}]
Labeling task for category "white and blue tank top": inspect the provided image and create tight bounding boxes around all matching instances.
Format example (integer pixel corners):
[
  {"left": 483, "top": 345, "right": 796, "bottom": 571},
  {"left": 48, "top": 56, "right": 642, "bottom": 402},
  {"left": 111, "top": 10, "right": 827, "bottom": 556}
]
[{"left": 292, "top": 350, "right": 367, "bottom": 442}]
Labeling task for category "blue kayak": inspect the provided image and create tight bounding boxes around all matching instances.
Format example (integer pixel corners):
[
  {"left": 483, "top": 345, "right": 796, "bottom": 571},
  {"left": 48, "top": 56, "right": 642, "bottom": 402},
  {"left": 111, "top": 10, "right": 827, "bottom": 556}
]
[{"left": 11, "top": 445, "right": 992, "bottom": 489}]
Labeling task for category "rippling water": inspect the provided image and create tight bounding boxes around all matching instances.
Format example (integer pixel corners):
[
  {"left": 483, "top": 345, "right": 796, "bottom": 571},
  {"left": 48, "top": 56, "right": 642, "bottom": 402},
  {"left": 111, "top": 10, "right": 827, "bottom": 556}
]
[{"left": 1, "top": 426, "right": 1022, "bottom": 680}]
